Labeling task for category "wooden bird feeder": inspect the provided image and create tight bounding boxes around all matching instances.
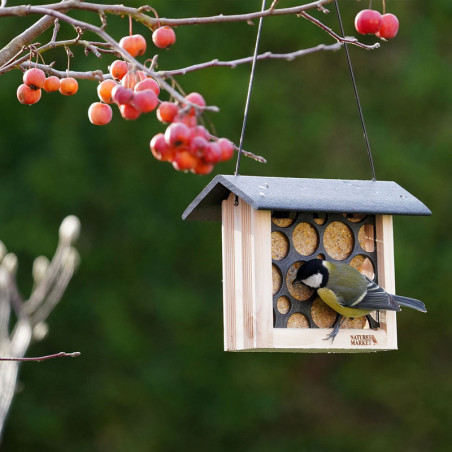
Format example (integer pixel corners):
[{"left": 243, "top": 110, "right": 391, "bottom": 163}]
[{"left": 183, "top": 175, "right": 431, "bottom": 353}]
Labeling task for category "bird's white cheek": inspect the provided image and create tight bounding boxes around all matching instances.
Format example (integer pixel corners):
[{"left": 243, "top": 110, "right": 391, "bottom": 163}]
[{"left": 302, "top": 273, "right": 323, "bottom": 289}]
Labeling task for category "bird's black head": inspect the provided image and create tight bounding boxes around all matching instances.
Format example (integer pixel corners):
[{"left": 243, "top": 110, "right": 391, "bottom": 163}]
[{"left": 293, "top": 259, "right": 329, "bottom": 289}]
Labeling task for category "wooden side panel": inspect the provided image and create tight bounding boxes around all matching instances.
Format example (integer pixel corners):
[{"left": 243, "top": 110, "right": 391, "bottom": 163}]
[
  {"left": 221, "top": 195, "right": 273, "bottom": 351},
  {"left": 222, "top": 194, "right": 237, "bottom": 351},
  {"left": 240, "top": 199, "right": 254, "bottom": 349},
  {"left": 376, "top": 214, "right": 398, "bottom": 349},
  {"left": 251, "top": 208, "right": 273, "bottom": 349}
]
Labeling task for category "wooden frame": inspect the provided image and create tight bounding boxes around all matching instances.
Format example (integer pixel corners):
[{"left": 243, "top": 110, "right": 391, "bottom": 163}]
[{"left": 221, "top": 193, "right": 398, "bottom": 353}]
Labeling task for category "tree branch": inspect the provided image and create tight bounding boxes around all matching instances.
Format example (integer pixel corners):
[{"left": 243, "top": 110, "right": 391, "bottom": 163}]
[
  {"left": 158, "top": 43, "right": 343, "bottom": 77},
  {"left": 0, "top": 351, "right": 80, "bottom": 362},
  {"left": 300, "top": 11, "right": 380, "bottom": 50},
  {"left": 0, "top": 1, "right": 334, "bottom": 26}
]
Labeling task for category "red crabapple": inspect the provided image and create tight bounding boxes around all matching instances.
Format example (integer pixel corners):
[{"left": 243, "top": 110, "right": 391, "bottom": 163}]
[
  {"left": 203, "top": 142, "right": 222, "bottom": 164},
  {"left": 109, "top": 60, "right": 129, "bottom": 81},
  {"left": 192, "top": 125, "right": 211, "bottom": 141},
  {"left": 43, "top": 76, "right": 60, "bottom": 92},
  {"left": 132, "top": 89, "right": 159, "bottom": 113},
  {"left": 217, "top": 138, "right": 235, "bottom": 161},
  {"left": 122, "top": 70, "right": 146, "bottom": 90},
  {"left": 119, "top": 34, "right": 147, "bottom": 57},
  {"left": 376, "top": 13, "right": 399, "bottom": 39},
  {"left": 97, "top": 79, "right": 118, "bottom": 104},
  {"left": 152, "top": 26, "right": 176, "bottom": 49},
  {"left": 134, "top": 78, "right": 160, "bottom": 95},
  {"left": 59, "top": 77, "right": 78, "bottom": 96},
  {"left": 189, "top": 136, "right": 209, "bottom": 157},
  {"left": 23, "top": 68, "right": 46, "bottom": 90},
  {"left": 354, "top": 9, "right": 382, "bottom": 35},
  {"left": 111, "top": 85, "right": 134, "bottom": 105},
  {"left": 172, "top": 150, "right": 198, "bottom": 171},
  {"left": 180, "top": 114, "right": 197, "bottom": 128},
  {"left": 156, "top": 102, "right": 179, "bottom": 123},
  {"left": 17, "top": 84, "right": 41, "bottom": 104},
  {"left": 150, "top": 133, "right": 175, "bottom": 162},
  {"left": 192, "top": 160, "right": 214, "bottom": 175},
  {"left": 119, "top": 103, "right": 141, "bottom": 120},
  {"left": 165, "top": 122, "right": 191, "bottom": 147},
  {"left": 184, "top": 92, "right": 206, "bottom": 115},
  {"left": 88, "top": 102, "right": 113, "bottom": 125}
]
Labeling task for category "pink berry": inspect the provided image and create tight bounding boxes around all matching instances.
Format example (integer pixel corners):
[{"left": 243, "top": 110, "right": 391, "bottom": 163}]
[
  {"left": 354, "top": 9, "right": 382, "bottom": 35},
  {"left": 376, "top": 13, "right": 399, "bottom": 39},
  {"left": 156, "top": 102, "right": 179, "bottom": 123},
  {"left": 134, "top": 78, "right": 160, "bottom": 95},
  {"left": 150, "top": 133, "right": 175, "bottom": 162},
  {"left": 132, "top": 89, "right": 159, "bottom": 113},
  {"left": 185, "top": 92, "right": 206, "bottom": 115},
  {"left": 165, "top": 122, "right": 191, "bottom": 147},
  {"left": 192, "top": 160, "right": 214, "bottom": 175},
  {"left": 111, "top": 85, "right": 134, "bottom": 105},
  {"left": 203, "top": 142, "right": 222, "bottom": 164},
  {"left": 189, "top": 136, "right": 209, "bottom": 157},
  {"left": 23, "top": 68, "right": 46, "bottom": 90},
  {"left": 17, "top": 84, "right": 41, "bottom": 105},
  {"left": 217, "top": 138, "right": 234, "bottom": 162},
  {"left": 152, "top": 26, "right": 176, "bottom": 49},
  {"left": 119, "top": 103, "right": 141, "bottom": 120},
  {"left": 88, "top": 102, "right": 113, "bottom": 125},
  {"left": 172, "top": 150, "right": 198, "bottom": 171}
]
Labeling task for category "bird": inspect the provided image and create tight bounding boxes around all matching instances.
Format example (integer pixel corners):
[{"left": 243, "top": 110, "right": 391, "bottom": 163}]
[{"left": 292, "top": 259, "right": 427, "bottom": 342}]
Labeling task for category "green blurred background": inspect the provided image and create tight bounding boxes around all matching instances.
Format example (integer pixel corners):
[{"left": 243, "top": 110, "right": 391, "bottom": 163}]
[{"left": 0, "top": 0, "right": 451, "bottom": 450}]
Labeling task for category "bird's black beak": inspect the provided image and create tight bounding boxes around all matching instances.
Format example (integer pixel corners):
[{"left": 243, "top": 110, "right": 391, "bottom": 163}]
[{"left": 292, "top": 277, "right": 302, "bottom": 287}]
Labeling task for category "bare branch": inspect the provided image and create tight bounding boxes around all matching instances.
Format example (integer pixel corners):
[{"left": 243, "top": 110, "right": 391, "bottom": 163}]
[
  {"left": 158, "top": 43, "right": 342, "bottom": 77},
  {"left": 0, "top": 4, "right": 70, "bottom": 68},
  {"left": 0, "top": 1, "right": 334, "bottom": 27},
  {"left": 0, "top": 351, "right": 80, "bottom": 362},
  {"left": 300, "top": 11, "right": 380, "bottom": 50}
]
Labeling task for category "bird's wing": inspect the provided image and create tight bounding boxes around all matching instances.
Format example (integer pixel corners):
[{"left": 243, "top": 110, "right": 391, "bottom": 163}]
[{"left": 354, "top": 278, "right": 401, "bottom": 312}]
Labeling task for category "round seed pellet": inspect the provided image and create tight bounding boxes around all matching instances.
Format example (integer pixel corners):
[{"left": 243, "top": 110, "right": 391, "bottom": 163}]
[
  {"left": 323, "top": 221, "right": 354, "bottom": 260},
  {"left": 287, "top": 312, "right": 309, "bottom": 328}
]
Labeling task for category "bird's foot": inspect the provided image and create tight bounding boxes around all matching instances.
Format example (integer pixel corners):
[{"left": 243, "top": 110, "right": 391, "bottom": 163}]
[
  {"left": 366, "top": 314, "right": 380, "bottom": 330},
  {"left": 323, "top": 314, "right": 345, "bottom": 344}
]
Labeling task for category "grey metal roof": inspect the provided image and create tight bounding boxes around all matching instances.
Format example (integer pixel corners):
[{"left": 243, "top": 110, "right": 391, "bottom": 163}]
[{"left": 182, "top": 175, "right": 431, "bottom": 221}]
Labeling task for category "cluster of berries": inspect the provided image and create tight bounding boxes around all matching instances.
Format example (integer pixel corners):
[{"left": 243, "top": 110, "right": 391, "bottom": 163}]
[
  {"left": 17, "top": 25, "right": 234, "bottom": 174},
  {"left": 17, "top": 68, "right": 78, "bottom": 105},
  {"left": 151, "top": 92, "right": 234, "bottom": 175},
  {"left": 88, "top": 25, "right": 176, "bottom": 125},
  {"left": 88, "top": 62, "right": 160, "bottom": 125},
  {"left": 354, "top": 9, "right": 399, "bottom": 39}
]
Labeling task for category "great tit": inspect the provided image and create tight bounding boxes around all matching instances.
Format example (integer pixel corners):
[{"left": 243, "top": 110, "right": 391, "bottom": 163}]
[{"left": 292, "top": 259, "right": 427, "bottom": 342}]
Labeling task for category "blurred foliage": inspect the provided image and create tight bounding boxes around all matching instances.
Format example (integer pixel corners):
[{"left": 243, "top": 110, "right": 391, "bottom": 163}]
[{"left": 0, "top": 0, "right": 451, "bottom": 451}]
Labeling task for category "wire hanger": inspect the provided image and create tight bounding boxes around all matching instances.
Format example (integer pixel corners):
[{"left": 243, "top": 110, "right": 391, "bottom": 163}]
[{"left": 234, "top": 0, "right": 377, "bottom": 181}]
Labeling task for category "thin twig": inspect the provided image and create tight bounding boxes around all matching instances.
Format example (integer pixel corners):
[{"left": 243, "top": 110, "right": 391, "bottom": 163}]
[
  {"left": 0, "top": 352, "right": 80, "bottom": 362},
  {"left": 208, "top": 133, "right": 266, "bottom": 163},
  {"left": 300, "top": 11, "right": 380, "bottom": 50},
  {"left": 158, "top": 43, "right": 342, "bottom": 77}
]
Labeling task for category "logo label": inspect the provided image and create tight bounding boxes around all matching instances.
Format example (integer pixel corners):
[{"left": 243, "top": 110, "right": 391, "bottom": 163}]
[{"left": 350, "top": 334, "right": 377, "bottom": 346}]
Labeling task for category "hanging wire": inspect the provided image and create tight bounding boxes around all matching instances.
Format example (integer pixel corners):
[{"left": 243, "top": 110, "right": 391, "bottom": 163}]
[
  {"left": 334, "top": 0, "right": 377, "bottom": 181},
  {"left": 234, "top": 0, "right": 267, "bottom": 176}
]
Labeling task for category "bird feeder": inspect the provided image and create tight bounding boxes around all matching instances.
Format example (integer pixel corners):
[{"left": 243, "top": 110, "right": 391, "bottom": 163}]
[{"left": 183, "top": 175, "right": 431, "bottom": 353}]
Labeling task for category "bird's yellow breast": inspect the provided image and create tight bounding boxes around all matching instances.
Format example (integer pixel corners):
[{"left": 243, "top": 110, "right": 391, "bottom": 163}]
[{"left": 317, "top": 288, "right": 371, "bottom": 318}]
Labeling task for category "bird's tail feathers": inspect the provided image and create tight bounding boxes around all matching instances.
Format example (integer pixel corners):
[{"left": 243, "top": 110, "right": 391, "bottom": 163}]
[{"left": 392, "top": 294, "right": 427, "bottom": 313}]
